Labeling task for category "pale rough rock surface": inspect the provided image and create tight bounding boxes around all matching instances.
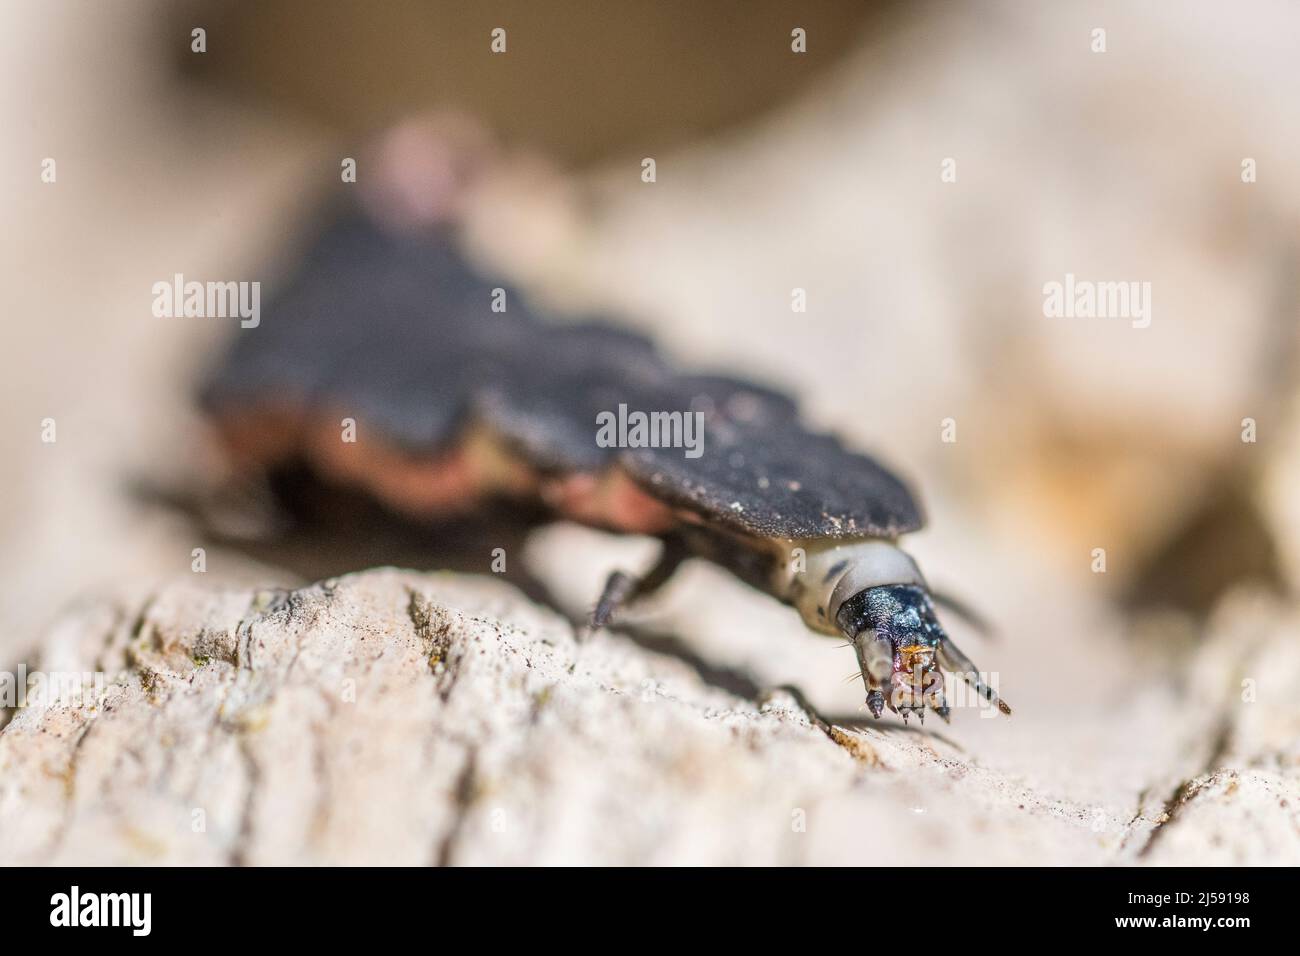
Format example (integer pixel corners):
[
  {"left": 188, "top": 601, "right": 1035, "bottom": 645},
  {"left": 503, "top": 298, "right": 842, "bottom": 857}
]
[{"left": 2, "top": 566, "right": 1297, "bottom": 866}]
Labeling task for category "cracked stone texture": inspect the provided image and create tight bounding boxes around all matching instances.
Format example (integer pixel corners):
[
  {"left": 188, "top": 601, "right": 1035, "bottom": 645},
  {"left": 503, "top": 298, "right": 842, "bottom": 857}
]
[{"left": 2, "top": 563, "right": 1297, "bottom": 866}]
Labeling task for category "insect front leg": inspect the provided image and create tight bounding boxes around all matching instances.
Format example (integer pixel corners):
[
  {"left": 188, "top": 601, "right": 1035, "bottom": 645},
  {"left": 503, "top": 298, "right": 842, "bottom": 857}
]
[
  {"left": 929, "top": 589, "right": 996, "bottom": 639},
  {"left": 587, "top": 534, "right": 690, "bottom": 633},
  {"left": 936, "top": 635, "right": 1011, "bottom": 716},
  {"left": 589, "top": 570, "right": 638, "bottom": 631}
]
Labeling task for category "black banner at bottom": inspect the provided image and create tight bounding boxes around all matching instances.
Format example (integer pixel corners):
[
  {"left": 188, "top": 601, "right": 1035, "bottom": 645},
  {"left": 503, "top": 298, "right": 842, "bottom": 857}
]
[{"left": 0, "top": 866, "right": 1280, "bottom": 942}]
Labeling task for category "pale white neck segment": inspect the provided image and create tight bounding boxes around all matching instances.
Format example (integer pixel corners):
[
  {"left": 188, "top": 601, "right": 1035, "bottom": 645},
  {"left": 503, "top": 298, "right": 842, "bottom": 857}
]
[{"left": 778, "top": 539, "right": 926, "bottom": 635}]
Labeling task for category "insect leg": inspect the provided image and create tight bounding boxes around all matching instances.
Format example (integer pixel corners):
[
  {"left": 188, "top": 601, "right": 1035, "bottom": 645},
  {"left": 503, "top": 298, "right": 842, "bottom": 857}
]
[
  {"left": 589, "top": 570, "right": 639, "bottom": 630},
  {"left": 929, "top": 589, "right": 996, "bottom": 640},
  {"left": 587, "top": 535, "right": 690, "bottom": 632},
  {"left": 936, "top": 635, "right": 1012, "bottom": 716}
]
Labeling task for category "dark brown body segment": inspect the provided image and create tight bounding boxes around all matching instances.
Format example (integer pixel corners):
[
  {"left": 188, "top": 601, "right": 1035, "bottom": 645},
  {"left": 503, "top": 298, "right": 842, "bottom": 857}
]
[{"left": 201, "top": 209, "right": 923, "bottom": 541}]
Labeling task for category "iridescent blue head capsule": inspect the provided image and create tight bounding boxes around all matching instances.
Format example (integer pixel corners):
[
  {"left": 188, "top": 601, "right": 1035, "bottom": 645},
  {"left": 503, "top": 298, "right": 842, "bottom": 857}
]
[
  {"left": 837, "top": 584, "right": 947, "bottom": 721},
  {"left": 788, "top": 541, "right": 1011, "bottom": 724}
]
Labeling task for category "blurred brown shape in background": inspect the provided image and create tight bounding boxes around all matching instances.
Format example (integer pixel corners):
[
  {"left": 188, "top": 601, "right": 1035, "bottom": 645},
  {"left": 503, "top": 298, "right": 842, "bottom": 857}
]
[{"left": 182, "top": 0, "right": 885, "bottom": 166}]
